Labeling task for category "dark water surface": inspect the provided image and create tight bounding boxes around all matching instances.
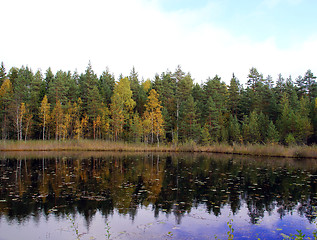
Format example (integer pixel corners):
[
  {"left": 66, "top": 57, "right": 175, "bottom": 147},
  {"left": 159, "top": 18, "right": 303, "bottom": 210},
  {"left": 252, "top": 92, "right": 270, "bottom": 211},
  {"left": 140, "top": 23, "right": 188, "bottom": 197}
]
[{"left": 1, "top": 152, "right": 317, "bottom": 239}]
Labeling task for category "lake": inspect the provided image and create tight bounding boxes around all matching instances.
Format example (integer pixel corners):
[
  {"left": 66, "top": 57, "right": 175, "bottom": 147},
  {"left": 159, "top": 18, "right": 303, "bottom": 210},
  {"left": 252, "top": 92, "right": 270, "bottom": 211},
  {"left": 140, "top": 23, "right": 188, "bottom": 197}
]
[{"left": 0, "top": 152, "right": 317, "bottom": 239}]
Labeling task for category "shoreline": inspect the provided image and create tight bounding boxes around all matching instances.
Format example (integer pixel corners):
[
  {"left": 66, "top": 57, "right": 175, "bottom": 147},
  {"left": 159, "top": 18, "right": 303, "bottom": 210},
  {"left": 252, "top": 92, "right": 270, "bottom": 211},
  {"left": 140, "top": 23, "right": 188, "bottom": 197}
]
[{"left": 0, "top": 140, "right": 316, "bottom": 159}]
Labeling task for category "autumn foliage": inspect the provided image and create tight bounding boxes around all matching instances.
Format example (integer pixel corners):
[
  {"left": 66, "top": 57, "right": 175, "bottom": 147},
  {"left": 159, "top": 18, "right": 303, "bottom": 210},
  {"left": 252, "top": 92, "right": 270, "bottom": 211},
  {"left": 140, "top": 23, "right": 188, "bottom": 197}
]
[{"left": 0, "top": 62, "right": 316, "bottom": 146}]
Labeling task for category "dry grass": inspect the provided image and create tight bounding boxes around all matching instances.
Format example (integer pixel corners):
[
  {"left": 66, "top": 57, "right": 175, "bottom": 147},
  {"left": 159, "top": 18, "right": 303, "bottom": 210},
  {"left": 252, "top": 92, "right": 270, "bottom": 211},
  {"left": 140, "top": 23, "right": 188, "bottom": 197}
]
[
  {"left": 196, "top": 143, "right": 317, "bottom": 158},
  {"left": 0, "top": 140, "right": 316, "bottom": 158},
  {"left": 0, "top": 140, "right": 175, "bottom": 152}
]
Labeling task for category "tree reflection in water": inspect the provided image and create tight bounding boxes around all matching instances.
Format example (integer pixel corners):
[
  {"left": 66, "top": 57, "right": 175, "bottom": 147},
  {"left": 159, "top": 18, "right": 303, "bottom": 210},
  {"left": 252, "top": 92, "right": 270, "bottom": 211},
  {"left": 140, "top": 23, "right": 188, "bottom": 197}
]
[{"left": 1, "top": 152, "right": 317, "bottom": 234}]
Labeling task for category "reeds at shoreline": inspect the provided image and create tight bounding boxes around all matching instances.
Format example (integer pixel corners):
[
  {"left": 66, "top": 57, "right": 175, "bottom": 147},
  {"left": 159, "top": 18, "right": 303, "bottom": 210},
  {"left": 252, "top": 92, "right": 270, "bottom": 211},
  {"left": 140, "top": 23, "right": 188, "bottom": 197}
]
[
  {"left": 0, "top": 140, "right": 316, "bottom": 158},
  {"left": 0, "top": 140, "right": 317, "bottom": 158}
]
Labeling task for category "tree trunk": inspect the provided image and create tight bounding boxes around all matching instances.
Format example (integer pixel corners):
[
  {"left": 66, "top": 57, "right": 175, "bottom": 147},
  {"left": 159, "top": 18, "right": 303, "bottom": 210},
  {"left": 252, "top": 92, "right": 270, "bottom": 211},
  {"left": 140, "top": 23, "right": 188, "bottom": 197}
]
[
  {"left": 157, "top": 132, "right": 159, "bottom": 147},
  {"left": 16, "top": 106, "right": 19, "bottom": 140},
  {"left": 151, "top": 113, "right": 154, "bottom": 144},
  {"left": 176, "top": 99, "right": 179, "bottom": 138},
  {"left": 25, "top": 117, "right": 31, "bottom": 141},
  {"left": 43, "top": 115, "right": 45, "bottom": 140},
  {"left": 93, "top": 121, "right": 96, "bottom": 140},
  {"left": 19, "top": 110, "right": 23, "bottom": 141},
  {"left": 55, "top": 117, "right": 58, "bottom": 141},
  {"left": 2, "top": 110, "right": 7, "bottom": 140}
]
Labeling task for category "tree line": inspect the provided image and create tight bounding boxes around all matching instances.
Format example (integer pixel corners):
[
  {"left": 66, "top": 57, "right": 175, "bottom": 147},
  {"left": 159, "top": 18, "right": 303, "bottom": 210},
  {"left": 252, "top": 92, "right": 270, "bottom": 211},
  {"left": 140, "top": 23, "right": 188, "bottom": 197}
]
[{"left": 0, "top": 61, "right": 316, "bottom": 145}]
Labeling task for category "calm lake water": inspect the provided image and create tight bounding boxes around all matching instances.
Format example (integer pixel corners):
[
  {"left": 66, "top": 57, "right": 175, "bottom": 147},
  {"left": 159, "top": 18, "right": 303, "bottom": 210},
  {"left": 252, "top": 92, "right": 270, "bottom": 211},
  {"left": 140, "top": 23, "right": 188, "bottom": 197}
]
[{"left": 1, "top": 152, "right": 317, "bottom": 240}]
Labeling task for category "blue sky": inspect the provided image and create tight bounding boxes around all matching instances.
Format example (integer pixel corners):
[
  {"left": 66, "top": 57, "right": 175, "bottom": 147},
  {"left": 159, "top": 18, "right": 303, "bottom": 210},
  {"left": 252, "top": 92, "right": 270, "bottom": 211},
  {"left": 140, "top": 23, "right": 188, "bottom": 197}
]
[
  {"left": 158, "top": 0, "right": 317, "bottom": 48},
  {"left": 1, "top": 0, "right": 316, "bottom": 84}
]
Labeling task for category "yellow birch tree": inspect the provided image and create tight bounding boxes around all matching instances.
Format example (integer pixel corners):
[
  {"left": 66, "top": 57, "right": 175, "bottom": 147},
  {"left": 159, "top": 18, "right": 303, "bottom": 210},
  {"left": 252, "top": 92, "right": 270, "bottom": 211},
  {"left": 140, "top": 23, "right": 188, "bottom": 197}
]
[
  {"left": 39, "top": 95, "right": 50, "bottom": 140},
  {"left": 73, "top": 98, "right": 83, "bottom": 139},
  {"left": 52, "top": 100, "right": 63, "bottom": 140},
  {"left": 110, "top": 77, "right": 135, "bottom": 141},
  {"left": 143, "top": 89, "right": 164, "bottom": 145}
]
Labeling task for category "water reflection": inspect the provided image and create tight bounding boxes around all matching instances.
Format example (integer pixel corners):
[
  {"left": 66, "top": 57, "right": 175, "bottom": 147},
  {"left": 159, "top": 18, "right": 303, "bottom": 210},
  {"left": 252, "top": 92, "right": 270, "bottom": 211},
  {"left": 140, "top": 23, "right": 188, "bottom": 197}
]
[{"left": 1, "top": 152, "right": 317, "bottom": 238}]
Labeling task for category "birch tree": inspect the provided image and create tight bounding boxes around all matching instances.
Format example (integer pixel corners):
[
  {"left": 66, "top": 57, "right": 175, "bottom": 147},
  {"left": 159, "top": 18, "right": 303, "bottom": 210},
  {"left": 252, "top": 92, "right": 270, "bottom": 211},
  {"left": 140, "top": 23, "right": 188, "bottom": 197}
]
[
  {"left": 39, "top": 95, "right": 50, "bottom": 140},
  {"left": 144, "top": 89, "right": 164, "bottom": 145},
  {"left": 110, "top": 77, "right": 135, "bottom": 141}
]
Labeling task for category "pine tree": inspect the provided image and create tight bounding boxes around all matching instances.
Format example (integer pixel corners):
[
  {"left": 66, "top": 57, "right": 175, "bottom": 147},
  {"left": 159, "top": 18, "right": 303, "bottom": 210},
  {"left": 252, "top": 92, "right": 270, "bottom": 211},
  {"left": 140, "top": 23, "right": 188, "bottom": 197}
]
[
  {"left": 274, "top": 73, "right": 286, "bottom": 107},
  {"left": 246, "top": 67, "right": 265, "bottom": 112},
  {"left": 247, "top": 67, "right": 263, "bottom": 91},
  {"left": 295, "top": 75, "right": 305, "bottom": 98},
  {"left": 303, "top": 70, "right": 317, "bottom": 101}
]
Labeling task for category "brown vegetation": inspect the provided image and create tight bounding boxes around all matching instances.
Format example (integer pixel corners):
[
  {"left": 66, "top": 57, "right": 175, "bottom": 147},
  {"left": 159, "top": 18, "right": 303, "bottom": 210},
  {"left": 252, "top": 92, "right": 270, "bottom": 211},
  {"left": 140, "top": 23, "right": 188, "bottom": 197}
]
[{"left": 0, "top": 140, "right": 316, "bottom": 158}]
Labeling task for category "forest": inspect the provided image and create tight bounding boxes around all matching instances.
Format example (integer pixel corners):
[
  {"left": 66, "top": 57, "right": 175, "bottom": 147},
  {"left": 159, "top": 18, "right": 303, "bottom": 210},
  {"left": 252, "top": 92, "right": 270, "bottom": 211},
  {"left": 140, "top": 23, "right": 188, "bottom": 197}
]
[{"left": 0, "top": 61, "right": 316, "bottom": 146}]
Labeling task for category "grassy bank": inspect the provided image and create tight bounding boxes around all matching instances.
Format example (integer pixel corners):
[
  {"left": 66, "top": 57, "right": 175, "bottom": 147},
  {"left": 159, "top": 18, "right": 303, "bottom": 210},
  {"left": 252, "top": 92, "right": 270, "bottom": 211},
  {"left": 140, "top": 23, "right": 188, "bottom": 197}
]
[{"left": 0, "top": 140, "right": 316, "bottom": 158}]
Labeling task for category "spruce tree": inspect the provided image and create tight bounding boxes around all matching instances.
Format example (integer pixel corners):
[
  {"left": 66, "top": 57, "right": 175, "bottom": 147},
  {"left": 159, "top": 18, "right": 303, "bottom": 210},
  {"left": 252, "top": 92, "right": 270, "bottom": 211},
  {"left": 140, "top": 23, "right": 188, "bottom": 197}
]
[
  {"left": 228, "top": 115, "right": 241, "bottom": 144},
  {"left": 179, "top": 95, "right": 200, "bottom": 142},
  {"left": 266, "top": 120, "right": 279, "bottom": 143},
  {"left": 0, "top": 62, "right": 6, "bottom": 87},
  {"left": 228, "top": 74, "right": 240, "bottom": 116},
  {"left": 205, "top": 96, "right": 220, "bottom": 142},
  {"left": 99, "top": 68, "right": 115, "bottom": 105}
]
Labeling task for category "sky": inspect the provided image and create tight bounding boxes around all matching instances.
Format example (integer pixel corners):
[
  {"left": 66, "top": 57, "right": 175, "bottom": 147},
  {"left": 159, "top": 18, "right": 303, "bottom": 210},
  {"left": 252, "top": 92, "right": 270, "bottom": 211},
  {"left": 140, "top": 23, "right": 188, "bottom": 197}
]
[{"left": 1, "top": 0, "right": 317, "bottom": 85}]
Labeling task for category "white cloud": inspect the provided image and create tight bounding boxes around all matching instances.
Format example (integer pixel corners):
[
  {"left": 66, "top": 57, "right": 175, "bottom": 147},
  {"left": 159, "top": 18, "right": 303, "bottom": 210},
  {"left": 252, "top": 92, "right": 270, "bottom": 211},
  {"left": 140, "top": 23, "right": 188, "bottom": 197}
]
[
  {"left": 262, "top": 0, "right": 303, "bottom": 8},
  {"left": 0, "top": 0, "right": 315, "bottom": 85}
]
